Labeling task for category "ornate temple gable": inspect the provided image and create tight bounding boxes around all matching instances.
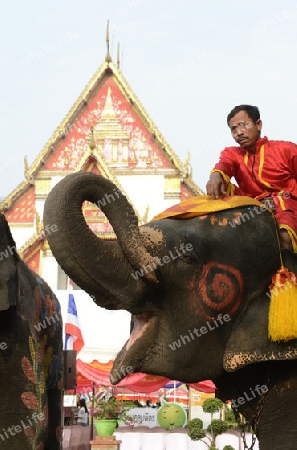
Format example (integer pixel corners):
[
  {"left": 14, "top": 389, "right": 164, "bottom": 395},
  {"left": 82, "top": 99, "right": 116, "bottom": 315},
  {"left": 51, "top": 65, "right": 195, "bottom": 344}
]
[
  {"left": 0, "top": 57, "right": 202, "bottom": 216},
  {"left": 18, "top": 230, "right": 43, "bottom": 272},
  {"left": 4, "top": 186, "right": 35, "bottom": 224},
  {"left": 180, "top": 182, "right": 200, "bottom": 201},
  {"left": 20, "top": 59, "right": 201, "bottom": 189},
  {"left": 42, "top": 78, "right": 173, "bottom": 173},
  {"left": 75, "top": 146, "right": 120, "bottom": 186},
  {"left": 82, "top": 160, "right": 101, "bottom": 175},
  {"left": 22, "top": 242, "right": 42, "bottom": 273}
]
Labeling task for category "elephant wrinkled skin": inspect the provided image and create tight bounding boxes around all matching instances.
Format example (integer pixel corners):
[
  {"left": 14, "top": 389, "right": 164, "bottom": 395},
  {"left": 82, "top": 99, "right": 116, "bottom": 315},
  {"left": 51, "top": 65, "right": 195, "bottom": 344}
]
[
  {"left": 0, "top": 213, "right": 62, "bottom": 450},
  {"left": 44, "top": 172, "right": 297, "bottom": 450}
]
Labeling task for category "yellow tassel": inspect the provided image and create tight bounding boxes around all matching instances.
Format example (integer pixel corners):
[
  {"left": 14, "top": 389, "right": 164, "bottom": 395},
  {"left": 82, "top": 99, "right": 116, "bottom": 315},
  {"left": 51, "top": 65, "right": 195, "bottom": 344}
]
[{"left": 268, "top": 267, "right": 297, "bottom": 342}]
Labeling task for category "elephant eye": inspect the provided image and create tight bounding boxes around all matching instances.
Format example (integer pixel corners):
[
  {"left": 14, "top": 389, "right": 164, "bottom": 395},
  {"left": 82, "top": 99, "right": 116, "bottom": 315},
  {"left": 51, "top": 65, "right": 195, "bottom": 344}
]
[{"left": 181, "top": 254, "right": 193, "bottom": 264}]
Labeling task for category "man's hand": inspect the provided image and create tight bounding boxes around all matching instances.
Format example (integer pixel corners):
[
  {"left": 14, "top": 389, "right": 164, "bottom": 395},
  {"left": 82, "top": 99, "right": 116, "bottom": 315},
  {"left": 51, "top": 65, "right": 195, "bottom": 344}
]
[{"left": 206, "top": 172, "right": 227, "bottom": 199}]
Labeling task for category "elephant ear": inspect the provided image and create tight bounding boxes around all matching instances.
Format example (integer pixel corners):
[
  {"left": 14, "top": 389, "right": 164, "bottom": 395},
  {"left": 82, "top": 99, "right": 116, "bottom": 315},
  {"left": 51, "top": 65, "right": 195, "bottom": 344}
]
[
  {"left": 224, "top": 295, "right": 297, "bottom": 371},
  {"left": 224, "top": 252, "right": 297, "bottom": 371}
]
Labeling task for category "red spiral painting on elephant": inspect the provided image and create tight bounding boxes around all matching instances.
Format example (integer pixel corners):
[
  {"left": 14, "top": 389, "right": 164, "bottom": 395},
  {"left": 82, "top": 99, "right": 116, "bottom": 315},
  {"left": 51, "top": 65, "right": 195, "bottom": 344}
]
[{"left": 195, "top": 262, "right": 243, "bottom": 320}]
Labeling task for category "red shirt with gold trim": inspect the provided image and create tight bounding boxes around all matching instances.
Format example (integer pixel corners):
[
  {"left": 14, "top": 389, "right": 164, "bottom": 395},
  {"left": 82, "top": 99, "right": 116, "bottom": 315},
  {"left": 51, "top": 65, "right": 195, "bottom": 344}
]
[{"left": 211, "top": 136, "right": 297, "bottom": 213}]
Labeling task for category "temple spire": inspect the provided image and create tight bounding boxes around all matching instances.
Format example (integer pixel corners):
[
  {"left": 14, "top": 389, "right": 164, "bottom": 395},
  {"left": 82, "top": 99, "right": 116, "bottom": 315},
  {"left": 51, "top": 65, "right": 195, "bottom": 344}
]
[{"left": 105, "top": 20, "right": 112, "bottom": 63}]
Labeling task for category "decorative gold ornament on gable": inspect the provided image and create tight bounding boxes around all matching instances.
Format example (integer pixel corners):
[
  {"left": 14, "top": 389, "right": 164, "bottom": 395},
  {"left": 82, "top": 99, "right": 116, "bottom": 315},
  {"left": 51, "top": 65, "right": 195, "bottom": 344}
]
[{"left": 91, "top": 87, "right": 130, "bottom": 164}]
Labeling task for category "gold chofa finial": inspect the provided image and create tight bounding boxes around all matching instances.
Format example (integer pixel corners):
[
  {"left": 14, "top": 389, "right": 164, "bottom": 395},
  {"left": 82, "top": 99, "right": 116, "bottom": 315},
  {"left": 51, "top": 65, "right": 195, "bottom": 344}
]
[
  {"left": 24, "top": 156, "right": 29, "bottom": 180},
  {"left": 105, "top": 20, "right": 112, "bottom": 63},
  {"left": 117, "top": 42, "right": 120, "bottom": 68},
  {"left": 182, "top": 152, "right": 191, "bottom": 178}
]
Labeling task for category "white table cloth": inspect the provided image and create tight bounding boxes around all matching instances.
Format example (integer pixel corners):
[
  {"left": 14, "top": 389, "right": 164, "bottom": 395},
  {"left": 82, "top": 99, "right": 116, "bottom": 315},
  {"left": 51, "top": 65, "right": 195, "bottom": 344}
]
[
  {"left": 187, "top": 437, "right": 209, "bottom": 449},
  {"left": 142, "top": 432, "right": 167, "bottom": 450},
  {"left": 165, "top": 433, "right": 188, "bottom": 450},
  {"left": 113, "top": 430, "right": 260, "bottom": 450},
  {"left": 115, "top": 431, "right": 143, "bottom": 450}
]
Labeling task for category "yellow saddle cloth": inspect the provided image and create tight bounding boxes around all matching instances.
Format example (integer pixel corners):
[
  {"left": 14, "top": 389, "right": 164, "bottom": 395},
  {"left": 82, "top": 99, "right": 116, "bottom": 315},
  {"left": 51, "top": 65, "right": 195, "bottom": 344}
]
[{"left": 153, "top": 195, "right": 264, "bottom": 221}]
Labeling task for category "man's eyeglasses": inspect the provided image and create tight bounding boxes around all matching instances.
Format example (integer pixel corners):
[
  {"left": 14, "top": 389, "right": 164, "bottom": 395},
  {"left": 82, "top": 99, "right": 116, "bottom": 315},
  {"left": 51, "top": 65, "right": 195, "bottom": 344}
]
[{"left": 230, "top": 121, "right": 253, "bottom": 136}]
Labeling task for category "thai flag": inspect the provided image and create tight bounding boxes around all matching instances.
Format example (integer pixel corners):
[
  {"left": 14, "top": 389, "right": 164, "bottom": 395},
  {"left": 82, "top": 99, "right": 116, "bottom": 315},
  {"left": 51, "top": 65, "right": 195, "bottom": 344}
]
[{"left": 64, "top": 280, "right": 84, "bottom": 353}]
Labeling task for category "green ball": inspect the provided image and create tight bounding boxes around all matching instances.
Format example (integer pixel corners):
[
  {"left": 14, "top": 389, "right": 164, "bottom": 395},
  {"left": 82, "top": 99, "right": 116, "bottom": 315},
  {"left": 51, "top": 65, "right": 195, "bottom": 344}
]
[{"left": 157, "top": 403, "right": 187, "bottom": 430}]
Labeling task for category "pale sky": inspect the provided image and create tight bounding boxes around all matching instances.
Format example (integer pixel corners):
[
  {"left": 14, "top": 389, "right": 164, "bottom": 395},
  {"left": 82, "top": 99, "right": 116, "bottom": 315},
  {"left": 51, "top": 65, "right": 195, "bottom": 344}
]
[{"left": 1, "top": 0, "right": 297, "bottom": 199}]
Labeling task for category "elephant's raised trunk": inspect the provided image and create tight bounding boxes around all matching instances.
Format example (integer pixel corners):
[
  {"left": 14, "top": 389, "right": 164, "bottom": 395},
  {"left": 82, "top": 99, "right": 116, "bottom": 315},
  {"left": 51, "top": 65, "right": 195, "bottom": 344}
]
[{"left": 43, "top": 172, "right": 158, "bottom": 310}]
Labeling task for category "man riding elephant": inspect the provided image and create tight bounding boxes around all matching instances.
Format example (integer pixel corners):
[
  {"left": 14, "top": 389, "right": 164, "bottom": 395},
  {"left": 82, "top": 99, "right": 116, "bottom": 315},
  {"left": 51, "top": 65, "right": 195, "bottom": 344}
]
[
  {"left": 43, "top": 171, "right": 297, "bottom": 450},
  {"left": 206, "top": 104, "right": 297, "bottom": 251}
]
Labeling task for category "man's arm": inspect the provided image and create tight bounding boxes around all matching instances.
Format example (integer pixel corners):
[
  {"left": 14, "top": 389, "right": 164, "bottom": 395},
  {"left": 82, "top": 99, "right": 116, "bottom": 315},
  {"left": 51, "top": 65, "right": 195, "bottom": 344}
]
[
  {"left": 206, "top": 172, "right": 227, "bottom": 199},
  {"left": 206, "top": 147, "right": 238, "bottom": 199}
]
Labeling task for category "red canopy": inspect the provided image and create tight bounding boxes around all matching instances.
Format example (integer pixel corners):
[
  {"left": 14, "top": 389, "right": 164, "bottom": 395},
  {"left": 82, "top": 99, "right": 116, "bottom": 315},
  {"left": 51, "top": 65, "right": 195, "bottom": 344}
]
[
  {"left": 188, "top": 380, "right": 216, "bottom": 393},
  {"left": 75, "top": 359, "right": 216, "bottom": 394}
]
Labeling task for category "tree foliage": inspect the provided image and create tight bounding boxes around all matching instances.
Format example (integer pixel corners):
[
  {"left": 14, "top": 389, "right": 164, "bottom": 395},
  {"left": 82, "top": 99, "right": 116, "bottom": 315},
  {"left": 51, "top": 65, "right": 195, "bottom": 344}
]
[
  {"left": 187, "top": 425, "right": 206, "bottom": 441},
  {"left": 207, "top": 418, "right": 229, "bottom": 436},
  {"left": 186, "top": 398, "right": 234, "bottom": 450},
  {"left": 203, "top": 398, "right": 223, "bottom": 414},
  {"left": 185, "top": 417, "right": 203, "bottom": 431}
]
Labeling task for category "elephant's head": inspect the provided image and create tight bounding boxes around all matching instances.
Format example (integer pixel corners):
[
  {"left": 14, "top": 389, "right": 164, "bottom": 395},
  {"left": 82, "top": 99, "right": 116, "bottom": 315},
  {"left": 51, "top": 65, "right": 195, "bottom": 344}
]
[
  {"left": 0, "top": 213, "right": 20, "bottom": 311},
  {"left": 43, "top": 172, "right": 297, "bottom": 384}
]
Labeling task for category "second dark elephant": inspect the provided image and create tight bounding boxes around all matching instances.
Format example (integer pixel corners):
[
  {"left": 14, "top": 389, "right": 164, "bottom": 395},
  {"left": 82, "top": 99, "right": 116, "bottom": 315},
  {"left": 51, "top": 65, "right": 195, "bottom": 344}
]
[
  {"left": 0, "top": 213, "right": 62, "bottom": 450},
  {"left": 43, "top": 172, "right": 297, "bottom": 450}
]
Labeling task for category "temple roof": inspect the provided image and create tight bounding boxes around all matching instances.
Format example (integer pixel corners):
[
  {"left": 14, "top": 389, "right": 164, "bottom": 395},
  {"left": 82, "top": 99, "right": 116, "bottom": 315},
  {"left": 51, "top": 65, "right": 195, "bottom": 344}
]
[
  {"left": 1, "top": 58, "right": 202, "bottom": 212},
  {"left": 0, "top": 48, "right": 203, "bottom": 265}
]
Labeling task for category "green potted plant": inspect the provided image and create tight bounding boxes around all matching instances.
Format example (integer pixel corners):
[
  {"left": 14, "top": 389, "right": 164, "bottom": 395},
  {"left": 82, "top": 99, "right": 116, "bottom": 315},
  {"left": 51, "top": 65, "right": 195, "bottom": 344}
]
[
  {"left": 185, "top": 398, "right": 230, "bottom": 450},
  {"left": 89, "top": 396, "right": 135, "bottom": 436}
]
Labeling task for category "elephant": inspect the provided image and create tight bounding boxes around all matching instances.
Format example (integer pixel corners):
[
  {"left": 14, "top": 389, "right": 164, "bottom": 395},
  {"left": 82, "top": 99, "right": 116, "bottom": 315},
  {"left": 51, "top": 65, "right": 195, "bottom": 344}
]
[
  {"left": 43, "top": 171, "right": 297, "bottom": 450},
  {"left": 0, "top": 213, "right": 62, "bottom": 450}
]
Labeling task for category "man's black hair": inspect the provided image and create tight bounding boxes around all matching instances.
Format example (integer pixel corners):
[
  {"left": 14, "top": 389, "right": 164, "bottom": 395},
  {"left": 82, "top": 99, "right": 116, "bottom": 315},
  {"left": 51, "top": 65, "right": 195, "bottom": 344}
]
[{"left": 227, "top": 104, "right": 260, "bottom": 125}]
